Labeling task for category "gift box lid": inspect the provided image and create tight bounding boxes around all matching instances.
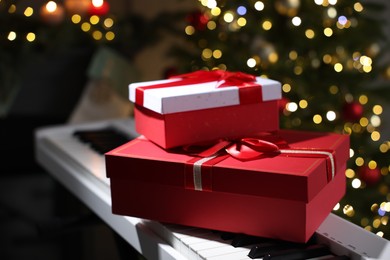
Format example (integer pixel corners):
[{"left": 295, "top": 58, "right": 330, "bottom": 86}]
[
  {"left": 128, "top": 70, "right": 281, "bottom": 114},
  {"left": 105, "top": 129, "right": 350, "bottom": 203}
]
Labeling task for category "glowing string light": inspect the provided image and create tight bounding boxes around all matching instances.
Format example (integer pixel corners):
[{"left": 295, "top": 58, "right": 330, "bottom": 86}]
[
  {"left": 287, "top": 102, "right": 298, "bottom": 112},
  {"left": 352, "top": 178, "right": 362, "bottom": 188},
  {"left": 254, "top": 1, "right": 264, "bottom": 11},
  {"left": 313, "top": 114, "right": 322, "bottom": 124},
  {"left": 223, "top": 12, "right": 234, "bottom": 23},
  {"left": 326, "top": 111, "right": 336, "bottom": 121},
  {"left": 92, "top": 0, "right": 103, "bottom": 7},
  {"left": 246, "top": 58, "right": 256, "bottom": 68},
  {"left": 26, "top": 32, "right": 35, "bottom": 42},
  {"left": 237, "top": 6, "right": 247, "bottom": 15},
  {"left": 338, "top": 16, "right": 348, "bottom": 26},
  {"left": 71, "top": 14, "right": 82, "bottom": 24},
  {"left": 292, "top": 16, "right": 301, "bottom": 26},
  {"left": 105, "top": 31, "right": 115, "bottom": 41},
  {"left": 46, "top": 1, "right": 57, "bottom": 12},
  {"left": 8, "top": 31, "right": 16, "bottom": 41},
  {"left": 24, "top": 7, "right": 33, "bottom": 17},
  {"left": 104, "top": 18, "right": 114, "bottom": 28},
  {"left": 327, "top": 7, "right": 337, "bottom": 18}
]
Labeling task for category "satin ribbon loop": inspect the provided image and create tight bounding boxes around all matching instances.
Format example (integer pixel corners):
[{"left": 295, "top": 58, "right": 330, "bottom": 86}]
[
  {"left": 226, "top": 138, "right": 280, "bottom": 161},
  {"left": 215, "top": 71, "right": 257, "bottom": 88},
  {"left": 170, "top": 70, "right": 257, "bottom": 89},
  {"left": 184, "top": 136, "right": 282, "bottom": 161},
  {"left": 240, "top": 138, "right": 280, "bottom": 152}
]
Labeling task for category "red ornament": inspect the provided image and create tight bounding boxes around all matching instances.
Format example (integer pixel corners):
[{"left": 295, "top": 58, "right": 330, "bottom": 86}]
[
  {"left": 186, "top": 10, "right": 209, "bottom": 31},
  {"left": 88, "top": 1, "right": 110, "bottom": 16},
  {"left": 278, "top": 97, "right": 290, "bottom": 113},
  {"left": 358, "top": 166, "right": 381, "bottom": 185},
  {"left": 342, "top": 101, "right": 363, "bottom": 122}
]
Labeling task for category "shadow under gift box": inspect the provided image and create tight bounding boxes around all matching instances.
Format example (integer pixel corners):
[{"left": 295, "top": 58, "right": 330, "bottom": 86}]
[
  {"left": 129, "top": 71, "right": 282, "bottom": 149},
  {"left": 105, "top": 130, "right": 350, "bottom": 243}
]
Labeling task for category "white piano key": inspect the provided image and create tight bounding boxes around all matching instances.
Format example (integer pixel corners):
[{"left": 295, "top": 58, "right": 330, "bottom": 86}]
[
  {"left": 157, "top": 224, "right": 229, "bottom": 260},
  {"left": 181, "top": 233, "right": 224, "bottom": 246},
  {"left": 175, "top": 228, "right": 224, "bottom": 243},
  {"left": 176, "top": 231, "right": 228, "bottom": 258},
  {"left": 206, "top": 248, "right": 252, "bottom": 260},
  {"left": 144, "top": 221, "right": 207, "bottom": 259},
  {"left": 197, "top": 244, "right": 250, "bottom": 259},
  {"left": 188, "top": 239, "right": 231, "bottom": 252}
]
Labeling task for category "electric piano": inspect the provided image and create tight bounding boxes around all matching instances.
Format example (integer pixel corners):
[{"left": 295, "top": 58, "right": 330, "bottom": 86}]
[{"left": 34, "top": 118, "right": 390, "bottom": 259}]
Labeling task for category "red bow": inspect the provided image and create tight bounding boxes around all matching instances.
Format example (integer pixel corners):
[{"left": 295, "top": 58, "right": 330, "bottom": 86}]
[
  {"left": 184, "top": 133, "right": 288, "bottom": 161},
  {"left": 170, "top": 70, "right": 257, "bottom": 88},
  {"left": 135, "top": 70, "right": 259, "bottom": 106}
]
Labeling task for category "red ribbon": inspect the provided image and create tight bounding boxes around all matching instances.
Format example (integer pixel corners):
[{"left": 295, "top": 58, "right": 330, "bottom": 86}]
[
  {"left": 183, "top": 132, "right": 289, "bottom": 160},
  {"left": 184, "top": 134, "right": 336, "bottom": 191},
  {"left": 134, "top": 70, "right": 262, "bottom": 107}
]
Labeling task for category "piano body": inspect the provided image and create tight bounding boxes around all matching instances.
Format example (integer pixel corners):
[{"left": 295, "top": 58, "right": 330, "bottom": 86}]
[{"left": 34, "top": 118, "right": 390, "bottom": 259}]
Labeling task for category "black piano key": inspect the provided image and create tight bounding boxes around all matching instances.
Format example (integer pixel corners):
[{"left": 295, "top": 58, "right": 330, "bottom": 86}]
[
  {"left": 74, "top": 129, "right": 129, "bottom": 143},
  {"left": 262, "top": 244, "right": 331, "bottom": 260},
  {"left": 73, "top": 127, "right": 131, "bottom": 154},
  {"left": 218, "top": 231, "right": 237, "bottom": 240},
  {"left": 89, "top": 139, "right": 128, "bottom": 151},
  {"left": 90, "top": 141, "right": 120, "bottom": 154},
  {"left": 73, "top": 129, "right": 114, "bottom": 140},
  {"left": 248, "top": 243, "right": 296, "bottom": 259},
  {"left": 247, "top": 238, "right": 311, "bottom": 259},
  {"left": 231, "top": 234, "right": 274, "bottom": 247}
]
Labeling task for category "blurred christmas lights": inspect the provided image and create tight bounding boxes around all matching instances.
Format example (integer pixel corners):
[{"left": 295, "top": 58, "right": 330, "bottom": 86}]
[{"left": 2, "top": 0, "right": 115, "bottom": 44}]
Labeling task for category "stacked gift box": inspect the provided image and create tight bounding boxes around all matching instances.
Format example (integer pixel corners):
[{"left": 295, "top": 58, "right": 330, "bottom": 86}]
[{"left": 105, "top": 70, "right": 350, "bottom": 243}]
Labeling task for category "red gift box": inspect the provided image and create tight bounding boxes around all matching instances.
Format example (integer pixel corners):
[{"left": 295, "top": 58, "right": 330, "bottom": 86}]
[
  {"left": 105, "top": 130, "right": 349, "bottom": 243},
  {"left": 129, "top": 70, "right": 282, "bottom": 149}
]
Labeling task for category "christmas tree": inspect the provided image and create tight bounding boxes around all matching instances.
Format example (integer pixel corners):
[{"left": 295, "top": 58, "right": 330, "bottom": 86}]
[{"left": 169, "top": 0, "right": 390, "bottom": 239}]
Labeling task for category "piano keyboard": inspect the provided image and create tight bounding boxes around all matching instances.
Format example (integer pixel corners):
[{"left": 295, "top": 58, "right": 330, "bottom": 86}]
[
  {"left": 34, "top": 118, "right": 390, "bottom": 260},
  {"left": 144, "top": 220, "right": 344, "bottom": 260}
]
